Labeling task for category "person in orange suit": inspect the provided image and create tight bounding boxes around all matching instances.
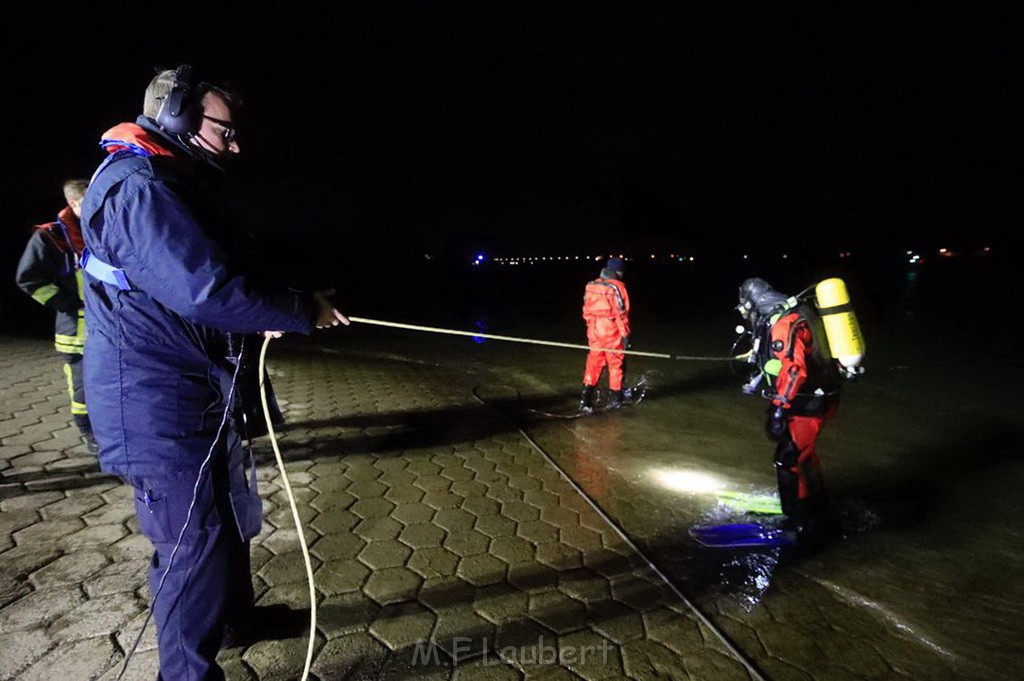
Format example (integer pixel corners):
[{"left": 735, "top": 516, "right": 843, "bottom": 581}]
[{"left": 579, "top": 257, "right": 630, "bottom": 412}]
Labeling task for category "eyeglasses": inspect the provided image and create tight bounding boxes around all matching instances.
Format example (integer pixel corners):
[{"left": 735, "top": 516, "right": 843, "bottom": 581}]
[{"left": 202, "top": 114, "right": 237, "bottom": 144}]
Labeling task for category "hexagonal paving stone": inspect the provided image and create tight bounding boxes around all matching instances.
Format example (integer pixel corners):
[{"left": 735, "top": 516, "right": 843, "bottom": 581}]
[
  {"left": 364, "top": 567, "right": 424, "bottom": 606},
  {"left": 318, "top": 592, "right": 381, "bottom": 639},
  {"left": 0, "top": 585, "right": 83, "bottom": 630},
  {"left": 30, "top": 551, "right": 108, "bottom": 588},
  {"left": 258, "top": 551, "right": 322, "bottom": 584},
  {"left": 358, "top": 540, "right": 413, "bottom": 570},
  {"left": 346, "top": 479, "right": 388, "bottom": 499},
  {"left": 408, "top": 547, "right": 461, "bottom": 579},
  {"left": 422, "top": 491, "right": 463, "bottom": 510},
  {"left": 418, "top": 576, "right": 475, "bottom": 612},
  {"left": 534, "top": 542, "right": 583, "bottom": 571},
  {"left": 609, "top": 574, "right": 668, "bottom": 614},
  {"left": 461, "top": 496, "right": 501, "bottom": 517},
  {"left": 516, "top": 520, "right": 560, "bottom": 546},
  {"left": 384, "top": 484, "right": 425, "bottom": 504},
  {"left": 478, "top": 585, "right": 540, "bottom": 631},
  {"left": 311, "top": 533, "right": 366, "bottom": 561},
  {"left": 450, "top": 479, "right": 488, "bottom": 498},
  {"left": 530, "top": 589, "right": 590, "bottom": 635},
  {"left": 399, "top": 523, "right": 447, "bottom": 550},
  {"left": 309, "top": 508, "right": 360, "bottom": 534},
  {"left": 345, "top": 461, "right": 383, "bottom": 481},
  {"left": 309, "top": 489, "right": 356, "bottom": 513},
  {"left": 261, "top": 526, "right": 306, "bottom": 555},
  {"left": 369, "top": 602, "right": 437, "bottom": 651},
  {"left": 539, "top": 506, "right": 579, "bottom": 528},
  {"left": 456, "top": 554, "right": 507, "bottom": 587},
  {"left": 588, "top": 599, "right": 645, "bottom": 645},
  {"left": 407, "top": 460, "right": 442, "bottom": 477},
  {"left": 391, "top": 502, "right": 436, "bottom": 525},
  {"left": 558, "top": 568, "right": 611, "bottom": 604},
  {"left": 56, "top": 524, "right": 128, "bottom": 552},
  {"left": 489, "top": 536, "right": 537, "bottom": 566},
  {"left": 501, "top": 501, "right": 541, "bottom": 524},
  {"left": 559, "top": 525, "right": 603, "bottom": 553},
  {"left": 493, "top": 618, "right": 560, "bottom": 669},
  {"left": 486, "top": 484, "right": 522, "bottom": 504},
  {"left": 433, "top": 508, "right": 476, "bottom": 533},
  {"left": 581, "top": 548, "right": 634, "bottom": 579},
  {"left": 414, "top": 475, "right": 452, "bottom": 494},
  {"left": 39, "top": 494, "right": 104, "bottom": 520},
  {"left": 619, "top": 637, "right": 691, "bottom": 679},
  {"left": 438, "top": 464, "right": 475, "bottom": 483},
  {"left": 50, "top": 591, "right": 141, "bottom": 643},
  {"left": 309, "top": 474, "right": 352, "bottom": 493},
  {"left": 350, "top": 497, "right": 396, "bottom": 519},
  {"left": 507, "top": 562, "right": 559, "bottom": 594},
  {"left": 82, "top": 559, "right": 147, "bottom": 598},
  {"left": 443, "top": 529, "right": 491, "bottom": 557},
  {"left": 558, "top": 629, "right": 625, "bottom": 679},
  {"left": 312, "top": 631, "right": 389, "bottom": 679},
  {"left": 353, "top": 516, "right": 404, "bottom": 541},
  {"left": 475, "top": 514, "right": 518, "bottom": 540},
  {"left": 13, "top": 518, "right": 84, "bottom": 546},
  {"left": 316, "top": 558, "right": 371, "bottom": 596},
  {"left": 432, "top": 606, "right": 495, "bottom": 661}
]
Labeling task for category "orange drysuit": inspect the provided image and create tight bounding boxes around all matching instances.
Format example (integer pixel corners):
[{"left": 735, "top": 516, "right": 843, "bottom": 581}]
[{"left": 582, "top": 276, "right": 630, "bottom": 390}]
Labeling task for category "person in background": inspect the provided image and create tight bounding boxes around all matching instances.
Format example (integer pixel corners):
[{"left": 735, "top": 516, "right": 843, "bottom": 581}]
[
  {"left": 579, "top": 257, "right": 631, "bottom": 412},
  {"left": 736, "top": 277, "right": 841, "bottom": 544},
  {"left": 15, "top": 178, "right": 97, "bottom": 452},
  {"left": 79, "top": 64, "right": 348, "bottom": 680}
]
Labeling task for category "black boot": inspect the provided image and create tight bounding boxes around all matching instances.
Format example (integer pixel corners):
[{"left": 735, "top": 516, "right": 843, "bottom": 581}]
[
  {"left": 579, "top": 385, "right": 596, "bottom": 413},
  {"left": 607, "top": 389, "right": 624, "bottom": 410}
]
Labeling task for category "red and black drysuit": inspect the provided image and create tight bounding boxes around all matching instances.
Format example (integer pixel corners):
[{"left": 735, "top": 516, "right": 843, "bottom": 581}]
[{"left": 757, "top": 304, "right": 841, "bottom": 529}]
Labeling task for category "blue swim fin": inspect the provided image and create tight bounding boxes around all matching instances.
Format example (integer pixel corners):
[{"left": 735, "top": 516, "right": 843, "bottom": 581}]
[{"left": 690, "top": 522, "right": 796, "bottom": 548}]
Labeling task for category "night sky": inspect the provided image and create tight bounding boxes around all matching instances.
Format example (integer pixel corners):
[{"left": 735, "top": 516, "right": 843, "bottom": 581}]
[{"left": 2, "top": 4, "right": 1018, "bottom": 280}]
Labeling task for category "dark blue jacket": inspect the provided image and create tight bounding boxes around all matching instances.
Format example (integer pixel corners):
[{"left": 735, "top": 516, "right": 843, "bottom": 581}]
[{"left": 81, "top": 117, "right": 314, "bottom": 482}]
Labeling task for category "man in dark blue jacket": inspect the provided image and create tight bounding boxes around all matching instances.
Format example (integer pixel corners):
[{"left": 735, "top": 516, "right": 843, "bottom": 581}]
[{"left": 80, "top": 65, "right": 348, "bottom": 680}]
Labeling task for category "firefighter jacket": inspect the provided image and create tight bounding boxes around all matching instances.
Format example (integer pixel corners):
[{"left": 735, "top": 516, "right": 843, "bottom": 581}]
[
  {"left": 80, "top": 117, "right": 316, "bottom": 493},
  {"left": 582, "top": 275, "right": 630, "bottom": 346},
  {"left": 15, "top": 207, "right": 86, "bottom": 355}
]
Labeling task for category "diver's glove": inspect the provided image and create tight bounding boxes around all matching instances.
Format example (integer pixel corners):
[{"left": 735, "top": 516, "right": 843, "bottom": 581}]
[
  {"left": 622, "top": 335, "right": 631, "bottom": 350},
  {"left": 765, "top": 405, "right": 788, "bottom": 442}
]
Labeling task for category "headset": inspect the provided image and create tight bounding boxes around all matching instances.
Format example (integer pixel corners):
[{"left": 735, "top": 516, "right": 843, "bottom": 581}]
[{"left": 155, "top": 64, "right": 203, "bottom": 135}]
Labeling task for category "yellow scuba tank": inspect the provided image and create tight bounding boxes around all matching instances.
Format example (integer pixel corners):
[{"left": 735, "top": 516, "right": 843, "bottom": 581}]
[{"left": 814, "top": 277, "right": 865, "bottom": 374}]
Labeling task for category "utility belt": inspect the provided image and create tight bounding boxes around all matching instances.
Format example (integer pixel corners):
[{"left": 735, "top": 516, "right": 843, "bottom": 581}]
[{"left": 81, "top": 248, "right": 133, "bottom": 291}]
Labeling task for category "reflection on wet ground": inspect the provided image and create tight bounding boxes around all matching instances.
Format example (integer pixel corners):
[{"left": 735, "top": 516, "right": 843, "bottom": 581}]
[{"left": 366, "top": 259, "right": 1022, "bottom": 679}]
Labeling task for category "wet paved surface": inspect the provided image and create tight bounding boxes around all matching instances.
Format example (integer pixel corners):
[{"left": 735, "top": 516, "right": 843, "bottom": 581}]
[{"left": 2, "top": 324, "right": 1022, "bottom": 680}]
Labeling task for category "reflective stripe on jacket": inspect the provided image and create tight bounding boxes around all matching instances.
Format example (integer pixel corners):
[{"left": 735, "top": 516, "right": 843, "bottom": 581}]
[{"left": 15, "top": 212, "right": 86, "bottom": 354}]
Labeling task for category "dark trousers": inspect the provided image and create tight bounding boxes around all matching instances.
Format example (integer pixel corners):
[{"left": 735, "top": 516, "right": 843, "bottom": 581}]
[{"left": 131, "top": 457, "right": 254, "bottom": 680}]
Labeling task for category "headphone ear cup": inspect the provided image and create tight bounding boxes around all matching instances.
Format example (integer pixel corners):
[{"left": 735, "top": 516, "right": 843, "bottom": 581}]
[{"left": 156, "top": 64, "right": 202, "bottom": 135}]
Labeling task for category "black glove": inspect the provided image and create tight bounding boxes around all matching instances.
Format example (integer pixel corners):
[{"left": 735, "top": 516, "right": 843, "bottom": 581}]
[
  {"left": 765, "top": 405, "right": 788, "bottom": 442},
  {"left": 622, "top": 336, "right": 631, "bottom": 350}
]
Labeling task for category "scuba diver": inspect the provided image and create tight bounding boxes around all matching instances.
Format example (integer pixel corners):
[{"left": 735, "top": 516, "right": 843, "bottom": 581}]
[{"left": 736, "top": 277, "right": 863, "bottom": 544}]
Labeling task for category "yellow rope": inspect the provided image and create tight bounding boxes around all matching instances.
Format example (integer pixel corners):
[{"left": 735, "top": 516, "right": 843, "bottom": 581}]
[
  {"left": 258, "top": 336, "right": 317, "bottom": 681},
  {"left": 348, "top": 316, "right": 741, "bottom": 361}
]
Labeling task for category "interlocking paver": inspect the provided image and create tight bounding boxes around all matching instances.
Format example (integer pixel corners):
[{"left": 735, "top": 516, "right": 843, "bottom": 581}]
[{"left": 6, "top": 332, "right": 920, "bottom": 680}]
